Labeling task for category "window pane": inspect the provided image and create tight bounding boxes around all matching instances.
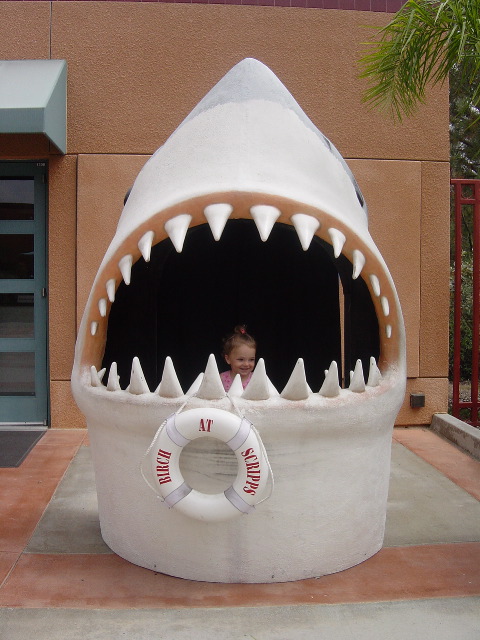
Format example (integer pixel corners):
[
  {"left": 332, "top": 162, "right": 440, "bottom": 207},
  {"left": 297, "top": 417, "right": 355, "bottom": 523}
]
[
  {"left": 0, "top": 293, "right": 34, "bottom": 338},
  {"left": 0, "top": 235, "right": 34, "bottom": 279},
  {"left": 0, "top": 352, "right": 35, "bottom": 396},
  {"left": 0, "top": 178, "right": 34, "bottom": 220}
]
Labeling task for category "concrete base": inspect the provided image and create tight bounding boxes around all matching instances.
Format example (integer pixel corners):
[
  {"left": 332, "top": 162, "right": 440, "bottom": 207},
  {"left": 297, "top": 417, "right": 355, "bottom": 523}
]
[{"left": 26, "top": 440, "right": 480, "bottom": 554}]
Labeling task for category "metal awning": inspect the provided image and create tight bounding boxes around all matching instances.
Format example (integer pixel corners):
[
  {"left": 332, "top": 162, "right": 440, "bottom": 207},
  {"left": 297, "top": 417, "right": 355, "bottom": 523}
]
[{"left": 0, "top": 60, "right": 67, "bottom": 154}]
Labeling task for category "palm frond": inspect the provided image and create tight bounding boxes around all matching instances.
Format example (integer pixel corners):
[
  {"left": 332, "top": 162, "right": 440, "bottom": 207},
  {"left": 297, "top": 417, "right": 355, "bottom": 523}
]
[{"left": 359, "top": 0, "right": 480, "bottom": 121}]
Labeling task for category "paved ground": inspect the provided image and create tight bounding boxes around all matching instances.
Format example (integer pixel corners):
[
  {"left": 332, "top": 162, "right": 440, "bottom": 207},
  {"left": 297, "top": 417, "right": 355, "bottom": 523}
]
[{"left": 0, "top": 427, "right": 479, "bottom": 639}]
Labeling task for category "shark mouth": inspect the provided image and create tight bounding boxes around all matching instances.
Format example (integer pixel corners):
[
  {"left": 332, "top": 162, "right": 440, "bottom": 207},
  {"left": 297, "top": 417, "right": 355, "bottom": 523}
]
[
  {"left": 72, "top": 59, "right": 406, "bottom": 583},
  {"left": 82, "top": 197, "right": 396, "bottom": 400}
]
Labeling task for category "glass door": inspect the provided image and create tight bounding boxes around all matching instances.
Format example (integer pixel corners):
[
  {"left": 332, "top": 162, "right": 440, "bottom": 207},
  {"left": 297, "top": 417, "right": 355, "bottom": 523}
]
[{"left": 0, "top": 162, "right": 48, "bottom": 425}]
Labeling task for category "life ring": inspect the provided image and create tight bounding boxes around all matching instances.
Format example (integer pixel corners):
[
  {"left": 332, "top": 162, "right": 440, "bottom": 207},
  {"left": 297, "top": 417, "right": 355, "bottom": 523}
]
[{"left": 148, "top": 408, "right": 271, "bottom": 522}]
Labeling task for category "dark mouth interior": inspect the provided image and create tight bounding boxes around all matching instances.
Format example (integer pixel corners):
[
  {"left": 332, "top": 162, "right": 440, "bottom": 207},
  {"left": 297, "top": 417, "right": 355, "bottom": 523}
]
[{"left": 102, "top": 220, "right": 379, "bottom": 392}]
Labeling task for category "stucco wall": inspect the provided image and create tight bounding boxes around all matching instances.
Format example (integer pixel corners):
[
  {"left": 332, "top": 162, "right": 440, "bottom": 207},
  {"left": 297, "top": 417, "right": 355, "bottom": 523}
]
[{"left": 0, "top": 2, "right": 450, "bottom": 426}]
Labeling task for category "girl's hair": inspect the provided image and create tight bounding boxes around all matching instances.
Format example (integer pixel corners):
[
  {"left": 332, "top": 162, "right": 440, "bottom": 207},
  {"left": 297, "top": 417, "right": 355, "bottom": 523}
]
[{"left": 222, "top": 325, "right": 257, "bottom": 357}]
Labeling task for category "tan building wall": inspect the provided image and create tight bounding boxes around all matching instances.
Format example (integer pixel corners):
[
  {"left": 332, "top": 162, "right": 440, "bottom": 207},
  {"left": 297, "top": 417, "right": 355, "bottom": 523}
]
[{"left": 0, "top": 2, "right": 450, "bottom": 427}]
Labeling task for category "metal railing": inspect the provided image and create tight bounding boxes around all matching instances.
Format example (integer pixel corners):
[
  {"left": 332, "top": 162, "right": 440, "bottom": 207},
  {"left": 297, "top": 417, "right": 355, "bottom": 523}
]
[{"left": 451, "top": 179, "right": 479, "bottom": 427}]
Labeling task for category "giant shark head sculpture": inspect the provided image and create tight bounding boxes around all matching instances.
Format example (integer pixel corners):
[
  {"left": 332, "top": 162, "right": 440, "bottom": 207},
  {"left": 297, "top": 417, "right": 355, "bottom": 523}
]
[{"left": 72, "top": 58, "right": 406, "bottom": 583}]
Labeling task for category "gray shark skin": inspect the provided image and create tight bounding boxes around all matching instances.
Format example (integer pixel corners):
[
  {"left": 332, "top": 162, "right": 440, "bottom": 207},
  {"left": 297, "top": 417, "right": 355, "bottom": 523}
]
[{"left": 72, "top": 59, "right": 406, "bottom": 583}]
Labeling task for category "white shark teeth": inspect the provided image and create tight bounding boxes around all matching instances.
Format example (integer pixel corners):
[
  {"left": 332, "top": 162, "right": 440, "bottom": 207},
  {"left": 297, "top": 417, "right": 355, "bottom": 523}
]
[
  {"left": 186, "top": 373, "right": 204, "bottom": 396},
  {"left": 349, "top": 359, "right": 366, "bottom": 393},
  {"left": 119, "top": 254, "right": 133, "bottom": 285},
  {"left": 164, "top": 214, "right": 192, "bottom": 253},
  {"left": 281, "top": 358, "right": 310, "bottom": 400},
  {"left": 319, "top": 361, "right": 340, "bottom": 397},
  {"left": 242, "top": 359, "right": 272, "bottom": 400},
  {"left": 204, "top": 203, "right": 233, "bottom": 241},
  {"left": 195, "top": 354, "right": 225, "bottom": 400},
  {"left": 352, "top": 250, "right": 365, "bottom": 280},
  {"left": 369, "top": 274, "right": 381, "bottom": 297},
  {"left": 228, "top": 374, "right": 244, "bottom": 397},
  {"left": 90, "top": 366, "right": 106, "bottom": 387},
  {"left": 92, "top": 354, "right": 383, "bottom": 398},
  {"left": 156, "top": 357, "right": 184, "bottom": 398},
  {"left": 138, "top": 230, "right": 155, "bottom": 262},
  {"left": 107, "top": 362, "right": 121, "bottom": 391},
  {"left": 128, "top": 357, "right": 150, "bottom": 395},
  {"left": 386, "top": 324, "right": 392, "bottom": 338},
  {"left": 90, "top": 322, "right": 98, "bottom": 336},
  {"left": 328, "top": 228, "right": 346, "bottom": 258},
  {"left": 106, "top": 278, "right": 116, "bottom": 303},
  {"left": 367, "top": 357, "right": 382, "bottom": 387},
  {"left": 98, "top": 298, "right": 107, "bottom": 318},
  {"left": 381, "top": 296, "right": 390, "bottom": 317},
  {"left": 250, "top": 205, "right": 281, "bottom": 242},
  {"left": 291, "top": 214, "right": 320, "bottom": 251}
]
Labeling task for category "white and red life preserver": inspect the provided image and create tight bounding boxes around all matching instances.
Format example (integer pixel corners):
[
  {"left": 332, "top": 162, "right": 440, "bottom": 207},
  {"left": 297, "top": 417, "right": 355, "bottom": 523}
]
[{"left": 148, "top": 408, "right": 271, "bottom": 522}]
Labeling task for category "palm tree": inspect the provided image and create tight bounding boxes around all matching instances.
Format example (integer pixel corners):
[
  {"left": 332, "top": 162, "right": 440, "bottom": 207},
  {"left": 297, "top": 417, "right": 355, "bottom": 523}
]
[
  {"left": 360, "top": 0, "right": 480, "bottom": 122},
  {"left": 361, "top": 0, "right": 480, "bottom": 402}
]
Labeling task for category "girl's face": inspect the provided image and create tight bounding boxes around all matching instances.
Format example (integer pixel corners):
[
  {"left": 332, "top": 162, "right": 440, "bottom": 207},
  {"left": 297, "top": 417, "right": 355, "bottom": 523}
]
[{"left": 225, "top": 344, "right": 256, "bottom": 380}]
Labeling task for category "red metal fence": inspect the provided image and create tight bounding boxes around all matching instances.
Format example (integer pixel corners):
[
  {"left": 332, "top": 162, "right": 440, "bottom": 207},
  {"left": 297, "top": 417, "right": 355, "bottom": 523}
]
[{"left": 451, "top": 179, "right": 479, "bottom": 427}]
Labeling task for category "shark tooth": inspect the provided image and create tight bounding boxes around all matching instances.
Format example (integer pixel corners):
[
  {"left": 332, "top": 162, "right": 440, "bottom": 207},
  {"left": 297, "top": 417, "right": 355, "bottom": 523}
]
[
  {"left": 291, "top": 213, "right": 320, "bottom": 251},
  {"left": 186, "top": 373, "right": 204, "bottom": 396},
  {"left": 349, "top": 359, "right": 366, "bottom": 393},
  {"left": 138, "top": 230, "right": 155, "bottom": 262},
  {"left": 164, "top": 214, "right": 192, "bottom": 253},
  {"left": 98, "top": 298, "right": 107, "bottom": 318},
  {"left": 155, "top": 356, "right": 184, "bottom": 398},
  {"left": 369, "top": 273, "right": 381, "bottom": 297},
  {"left": 119, "top": 254, "right": 133, "bottom": 285},
  {"left": 352, "top": 250, "right": 365, "bottom": 280},
  {"left": 241, "top": 358, "right": 271, "bottom": 400},
  {"left": 227, "top": 373, "right": 244, "bottom": 397},
  {"left": 381, "top": 296, "right": 390, "bottom": 317},
  {"left": 106, "top": 361, "right": 121, "bottom": 391},
  {"left": 195, "top": 354, "right": 225, "bottom": 400},
  {"left": 128, "top": 357, "right": 150, "bottom": 395},
  {"left": 281, "top": 358, "right": 310, "bottom": 400},
  {"left": 106, "top": 278, "right": 116, "bottom": 303},
  {"left": 90, "top": 322, "right": 98, "bottom": 336},
  {"left": 250, "top": 205, "right": 280, "bottom": 242},
  {"left": 90, "top": 366, "right": 106, "bottom": 387},
  {"left": 328, "top": 228, "right": 346, "bottom": 259},
  {"left": 386, "top": 324, "right": 392, "bottom": 338},
  {"left": 319, "top": 361, "right": 340, "bottom": 397},
  {"left": 367, "top": 357, "right": 382, "bottom": 387},
  {"left": 204, "top": 203, "right": 233, "bottom": 241}
]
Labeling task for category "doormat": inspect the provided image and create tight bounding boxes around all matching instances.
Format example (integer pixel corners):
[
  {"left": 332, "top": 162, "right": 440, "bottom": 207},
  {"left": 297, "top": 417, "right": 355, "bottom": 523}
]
[{"left": 0, "top": 430, "right": 46, "bottom": 468}]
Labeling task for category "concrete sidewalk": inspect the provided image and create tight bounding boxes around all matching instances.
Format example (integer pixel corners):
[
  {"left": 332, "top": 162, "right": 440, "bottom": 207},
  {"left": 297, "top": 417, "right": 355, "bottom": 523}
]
[
  {"left": 0, "top": 427, "right": 479, "bottom": 639},
  {"left": 1, "top": 598, "right": 479, "bottom": 640}
]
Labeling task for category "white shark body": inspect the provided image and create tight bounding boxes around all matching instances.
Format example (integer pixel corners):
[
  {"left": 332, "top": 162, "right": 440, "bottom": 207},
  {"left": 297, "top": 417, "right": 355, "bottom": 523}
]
[{"left": 72, "top": 59, "right": 406, "bottom": 583}]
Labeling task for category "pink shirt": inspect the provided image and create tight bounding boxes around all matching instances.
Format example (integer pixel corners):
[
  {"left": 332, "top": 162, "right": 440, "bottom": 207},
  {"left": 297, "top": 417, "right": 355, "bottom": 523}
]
[{"left": 220, "top": 370, "right": 252, "bottom": 392}]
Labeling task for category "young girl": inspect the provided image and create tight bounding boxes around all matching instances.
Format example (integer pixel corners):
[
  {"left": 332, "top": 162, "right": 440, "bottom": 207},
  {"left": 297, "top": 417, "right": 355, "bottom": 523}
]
[{"left": 220, "top": 325, "right": 256, "bottom": 392}]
